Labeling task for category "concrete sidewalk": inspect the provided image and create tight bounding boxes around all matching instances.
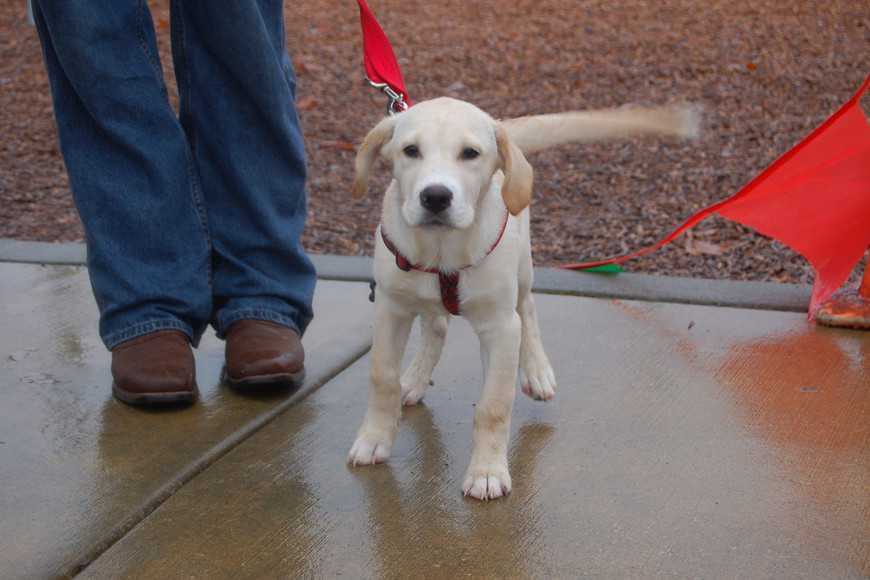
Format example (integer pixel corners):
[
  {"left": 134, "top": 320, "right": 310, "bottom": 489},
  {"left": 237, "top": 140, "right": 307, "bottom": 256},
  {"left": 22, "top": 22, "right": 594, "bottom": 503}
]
[{"left": 0, "top": 258, "right": 867, "bottom": 579}]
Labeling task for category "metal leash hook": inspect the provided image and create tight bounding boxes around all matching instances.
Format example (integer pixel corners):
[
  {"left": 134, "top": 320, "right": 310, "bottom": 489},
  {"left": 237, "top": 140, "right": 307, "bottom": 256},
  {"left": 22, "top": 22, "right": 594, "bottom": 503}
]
[{"left": 367, "top": 79, "right": 408, "bottom": 116}]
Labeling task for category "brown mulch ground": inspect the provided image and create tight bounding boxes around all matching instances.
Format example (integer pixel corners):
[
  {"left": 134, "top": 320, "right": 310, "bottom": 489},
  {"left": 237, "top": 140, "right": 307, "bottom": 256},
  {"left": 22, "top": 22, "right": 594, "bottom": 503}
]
[{"left": 1, "top": 1, "right": 868, "bottom": 285}]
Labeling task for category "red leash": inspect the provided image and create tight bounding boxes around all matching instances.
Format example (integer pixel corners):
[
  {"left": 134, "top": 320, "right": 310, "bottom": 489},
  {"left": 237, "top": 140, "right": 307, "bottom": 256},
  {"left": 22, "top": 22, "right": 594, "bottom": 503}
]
[{"left": 356, "top": 0, "right": 412, "bottom": 113}]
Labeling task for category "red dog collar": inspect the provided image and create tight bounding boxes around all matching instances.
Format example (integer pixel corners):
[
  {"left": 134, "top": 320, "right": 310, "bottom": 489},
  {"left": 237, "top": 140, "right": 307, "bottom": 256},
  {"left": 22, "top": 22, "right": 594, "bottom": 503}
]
[{"left": 380, "top": 213, "right": 509, "bottom": 315}]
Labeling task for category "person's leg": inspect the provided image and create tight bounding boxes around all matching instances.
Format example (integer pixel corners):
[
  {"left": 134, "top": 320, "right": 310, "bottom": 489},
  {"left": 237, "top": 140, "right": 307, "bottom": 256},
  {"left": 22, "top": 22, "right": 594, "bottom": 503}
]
[
  {"left": 32, "top": 1, "right": 213, "bottom": 349},
  {"left": 169, "top": 0, "right": 315, "bottom": 340}
]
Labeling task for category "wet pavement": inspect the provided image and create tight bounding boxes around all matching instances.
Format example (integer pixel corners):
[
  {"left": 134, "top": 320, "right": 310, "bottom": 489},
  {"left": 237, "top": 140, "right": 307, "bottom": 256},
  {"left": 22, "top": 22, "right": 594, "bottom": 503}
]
[
  {"left": 0, "top": 263, "right": 372, "bottom": 579},
  {"left": 1, "top": 262, "right": 868, "bottom": 579}
]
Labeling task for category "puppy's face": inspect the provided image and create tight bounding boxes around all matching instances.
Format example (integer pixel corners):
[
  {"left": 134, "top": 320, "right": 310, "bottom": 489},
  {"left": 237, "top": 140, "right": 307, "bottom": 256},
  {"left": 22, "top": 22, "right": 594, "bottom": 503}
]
[
  {"left": 384, "top": 99, "right": 499, "bottom": 230},
  {"left": 352, "top": 97, "right": 533, "bottom": 228}
]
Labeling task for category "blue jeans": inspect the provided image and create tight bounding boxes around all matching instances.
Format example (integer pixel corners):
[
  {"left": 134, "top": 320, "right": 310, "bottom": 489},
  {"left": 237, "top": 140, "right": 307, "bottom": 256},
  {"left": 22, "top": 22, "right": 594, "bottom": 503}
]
[{"left": 32, "top": 0, "right": 316, "bottom": 349}]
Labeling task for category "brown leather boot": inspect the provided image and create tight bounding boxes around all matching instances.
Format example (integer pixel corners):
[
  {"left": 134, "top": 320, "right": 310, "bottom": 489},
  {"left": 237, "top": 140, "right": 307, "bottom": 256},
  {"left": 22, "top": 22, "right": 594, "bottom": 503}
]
[
  {"left": 111, "top": 330, "right": 198, "bottom": 406},
  {"left": 223, "top": 320, "right": 305, "bottom": 388}
]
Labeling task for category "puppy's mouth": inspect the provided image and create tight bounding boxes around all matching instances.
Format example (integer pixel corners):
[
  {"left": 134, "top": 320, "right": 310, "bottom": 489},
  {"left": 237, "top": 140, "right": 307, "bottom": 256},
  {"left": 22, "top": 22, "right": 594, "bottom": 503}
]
[{"left": 417, "top": 214, "right": 455, "bottom": 229}]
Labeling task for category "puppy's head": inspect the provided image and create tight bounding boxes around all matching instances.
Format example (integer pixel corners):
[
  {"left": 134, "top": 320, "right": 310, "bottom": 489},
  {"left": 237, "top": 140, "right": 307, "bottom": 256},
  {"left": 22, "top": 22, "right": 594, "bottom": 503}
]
[{"left": 353, "top": 97, "right": 533, "bottom": 230}]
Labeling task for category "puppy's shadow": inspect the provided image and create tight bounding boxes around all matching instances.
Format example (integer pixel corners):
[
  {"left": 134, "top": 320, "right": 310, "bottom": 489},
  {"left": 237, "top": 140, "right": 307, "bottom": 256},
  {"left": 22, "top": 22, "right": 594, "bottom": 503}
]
[
  {"left": 460, "top": 421, "right": 557, "bottom": 578},
  {"left": 349, "top": 403, "right": 450, "bottom": 500},
  {"left": 506, "top": 421, "right": 557, "bottom": 496},
  {"left": 350, "top": 404, "right": 461, "bottom": 574},
  {"left": 352, "top": 402, "right": 557, "bottom": 578}
]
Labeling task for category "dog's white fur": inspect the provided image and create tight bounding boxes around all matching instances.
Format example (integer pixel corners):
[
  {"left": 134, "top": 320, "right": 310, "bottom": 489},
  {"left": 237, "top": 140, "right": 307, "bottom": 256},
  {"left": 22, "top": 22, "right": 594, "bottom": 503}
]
[{"left": 348, "top": 97, "right": 698, "bottom": 500}]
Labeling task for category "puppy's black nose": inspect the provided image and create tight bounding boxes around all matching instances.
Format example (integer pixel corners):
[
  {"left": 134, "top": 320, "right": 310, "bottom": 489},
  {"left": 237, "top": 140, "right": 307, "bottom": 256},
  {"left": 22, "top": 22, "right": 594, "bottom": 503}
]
[{"left": 420, "top": 185, "right": 453, "bottom": 214}]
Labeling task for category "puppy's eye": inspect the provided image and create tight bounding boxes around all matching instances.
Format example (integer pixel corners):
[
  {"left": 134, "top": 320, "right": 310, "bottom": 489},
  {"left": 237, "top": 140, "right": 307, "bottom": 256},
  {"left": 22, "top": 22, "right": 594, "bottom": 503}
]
[
  {"left": 460, "top": 147, "right": 480, "bottom": 160},
  {"left": 403, "top": 145, "right": 421, "bottom": 159}
]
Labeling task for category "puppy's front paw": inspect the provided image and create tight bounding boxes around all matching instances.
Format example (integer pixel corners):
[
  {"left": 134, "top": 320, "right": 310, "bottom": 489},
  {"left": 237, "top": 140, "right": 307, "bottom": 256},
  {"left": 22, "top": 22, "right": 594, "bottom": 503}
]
[
  {"left": 462, "top": 461, "right": 512, "bottom": 501},
  {"left": 520, "top": 354, "right": 556, "bottom": 401},
  {"left": 348, "top": 431, "right": 393, "bottom": 466}
]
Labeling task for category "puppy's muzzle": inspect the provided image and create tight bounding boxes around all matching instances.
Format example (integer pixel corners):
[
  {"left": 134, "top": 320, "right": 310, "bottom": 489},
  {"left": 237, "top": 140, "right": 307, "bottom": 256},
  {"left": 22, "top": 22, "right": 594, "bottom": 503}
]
[{"left": 420, "top": 185, "right": 453, "bottom": 214}]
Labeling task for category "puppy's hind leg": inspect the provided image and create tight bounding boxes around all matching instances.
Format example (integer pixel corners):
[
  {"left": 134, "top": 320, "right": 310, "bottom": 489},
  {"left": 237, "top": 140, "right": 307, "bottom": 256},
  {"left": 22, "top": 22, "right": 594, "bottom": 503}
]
[
  {"left": 348, "top": 298, "right": 414, "bottom": 466},
  {"left": 518, "top": 254, "right": 556, "bottom": 401},
  {"left": 401, "top": 314, "right": 449, "bottom": 406}
]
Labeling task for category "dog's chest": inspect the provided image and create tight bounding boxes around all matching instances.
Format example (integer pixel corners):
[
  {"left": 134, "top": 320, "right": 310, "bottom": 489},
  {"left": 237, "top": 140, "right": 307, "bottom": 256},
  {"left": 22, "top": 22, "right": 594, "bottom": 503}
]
[
  {"left": 385, "top": 270, "right": 453, "bottom": 314},
  {"left": 383, "top": 264, "right": 508, "bottom": 317}
]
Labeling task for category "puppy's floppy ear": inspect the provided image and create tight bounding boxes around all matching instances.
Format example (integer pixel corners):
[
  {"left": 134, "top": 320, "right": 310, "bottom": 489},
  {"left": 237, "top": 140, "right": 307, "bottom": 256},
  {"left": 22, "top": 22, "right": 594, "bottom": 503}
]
[
  {"left": 352, "top": 116, "right": 396, "bottom": 199},
  {"left": 495, "top": 123, "right": 534, "bottom": 215}
]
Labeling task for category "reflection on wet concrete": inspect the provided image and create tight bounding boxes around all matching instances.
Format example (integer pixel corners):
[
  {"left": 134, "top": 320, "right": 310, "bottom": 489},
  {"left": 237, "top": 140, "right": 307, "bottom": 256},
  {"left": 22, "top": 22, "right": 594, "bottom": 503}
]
[
  {"left": 717, "top": 329, "right": 870, "bottom": 577},
  {"left": 4, "top": 261, "right": 868, "bottom": 579},
  {"left": 355, "top": 406, "right": 557, "bottom": 579},
  {"left": 0, "top": 263, "right": 373, "bottom": 579},
  {"left": 80, "top": 295, "right": 870, "bottom": 579},
  {"left": 597, "top": 300, "right": 869, "bottom": 578}
]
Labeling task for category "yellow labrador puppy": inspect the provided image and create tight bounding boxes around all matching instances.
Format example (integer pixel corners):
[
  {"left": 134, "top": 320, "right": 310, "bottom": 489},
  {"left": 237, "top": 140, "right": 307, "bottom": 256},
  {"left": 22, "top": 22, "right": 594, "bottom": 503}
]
[{"left": 348, "top": 97, "right": 698, "bottom": 500}]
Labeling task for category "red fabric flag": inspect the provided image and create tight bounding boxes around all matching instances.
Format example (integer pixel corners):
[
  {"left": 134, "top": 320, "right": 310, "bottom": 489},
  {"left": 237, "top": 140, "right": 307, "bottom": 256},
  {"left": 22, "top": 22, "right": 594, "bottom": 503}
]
[{"left": 563, "top": 73, "right": 870, "bottom": 318}]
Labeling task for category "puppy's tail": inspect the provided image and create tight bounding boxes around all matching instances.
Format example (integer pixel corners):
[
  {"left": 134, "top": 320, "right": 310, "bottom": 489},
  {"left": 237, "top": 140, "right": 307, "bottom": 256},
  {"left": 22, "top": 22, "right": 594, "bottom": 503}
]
[{"left": 502, "top": 104, "right": 701, "bottom": 155}]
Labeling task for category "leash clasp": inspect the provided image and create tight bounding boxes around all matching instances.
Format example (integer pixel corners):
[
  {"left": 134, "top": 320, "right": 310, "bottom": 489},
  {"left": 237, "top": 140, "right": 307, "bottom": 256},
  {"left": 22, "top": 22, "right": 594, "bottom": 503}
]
[{"left": 367, "top": 79, "right": 408, "bottom": 116}]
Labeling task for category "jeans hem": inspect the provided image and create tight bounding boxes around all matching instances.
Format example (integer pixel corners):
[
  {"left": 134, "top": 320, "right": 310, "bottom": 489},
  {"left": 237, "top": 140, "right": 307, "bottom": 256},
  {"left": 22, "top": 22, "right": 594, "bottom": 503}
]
[
  {"left": 104, "top": 318, "right": 194, "bottom": 350},
  {"left": 215, "top": 309, "right": 301, "bottom": 340}
]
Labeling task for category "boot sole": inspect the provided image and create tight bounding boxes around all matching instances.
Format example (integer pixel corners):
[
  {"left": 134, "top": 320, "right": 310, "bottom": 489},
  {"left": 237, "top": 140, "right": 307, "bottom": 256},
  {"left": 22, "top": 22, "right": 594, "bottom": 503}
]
[
  {"left": 221, "top": 367, "right": 306, "bottom": 390},
  {"left": 112, "top": 382, "right": 198, "bottom": 406}
]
